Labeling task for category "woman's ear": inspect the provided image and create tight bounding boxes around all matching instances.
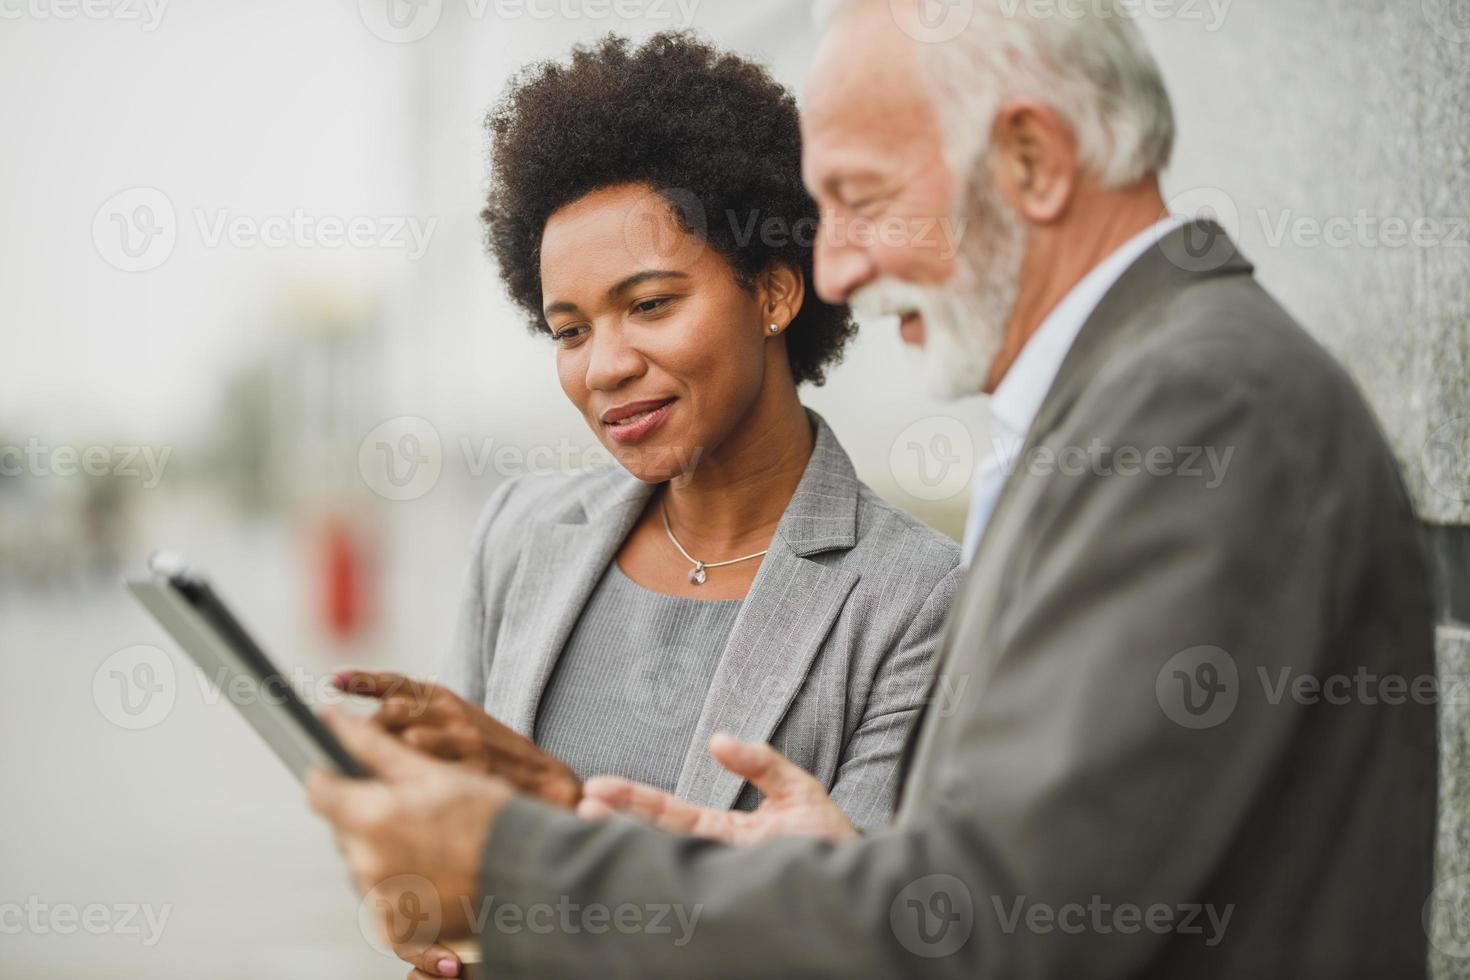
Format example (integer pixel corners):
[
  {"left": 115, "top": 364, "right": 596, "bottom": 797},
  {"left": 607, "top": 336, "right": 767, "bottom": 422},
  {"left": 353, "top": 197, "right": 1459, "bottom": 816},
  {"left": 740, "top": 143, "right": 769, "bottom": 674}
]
[
  {"left": 759, "top": 262, "right": 806, "bottom": 335},
  {"left": 991, "top": 98, "right": 1077, "bottom": 225}
]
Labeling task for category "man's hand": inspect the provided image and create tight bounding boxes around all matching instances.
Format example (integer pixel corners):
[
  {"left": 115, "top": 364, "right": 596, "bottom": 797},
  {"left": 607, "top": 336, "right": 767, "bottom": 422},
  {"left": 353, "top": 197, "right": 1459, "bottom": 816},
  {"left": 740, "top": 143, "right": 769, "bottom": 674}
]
[
  {"left": 576, "top": 733, "right": 858, "bottom": 845},
  {"left": 305, "top": 708, "right": 511, "bottom": 962},
  {"left": 334, "top": 670, "right": 582, "bottom": 809}
]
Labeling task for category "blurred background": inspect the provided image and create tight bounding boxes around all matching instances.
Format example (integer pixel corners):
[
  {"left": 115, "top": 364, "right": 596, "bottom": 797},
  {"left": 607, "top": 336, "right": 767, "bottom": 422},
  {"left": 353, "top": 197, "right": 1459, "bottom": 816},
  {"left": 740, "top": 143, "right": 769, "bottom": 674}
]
[{"left": 1, "top": 0, "right": 1466, "bottom": 976}]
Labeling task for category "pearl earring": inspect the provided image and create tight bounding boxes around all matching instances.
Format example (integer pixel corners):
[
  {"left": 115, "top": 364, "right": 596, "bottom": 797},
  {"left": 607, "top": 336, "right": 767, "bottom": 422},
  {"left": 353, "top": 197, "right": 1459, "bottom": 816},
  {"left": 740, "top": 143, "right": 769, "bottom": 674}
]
[{"left": 769, "top": 323, "right": 780, "bottom": 334}]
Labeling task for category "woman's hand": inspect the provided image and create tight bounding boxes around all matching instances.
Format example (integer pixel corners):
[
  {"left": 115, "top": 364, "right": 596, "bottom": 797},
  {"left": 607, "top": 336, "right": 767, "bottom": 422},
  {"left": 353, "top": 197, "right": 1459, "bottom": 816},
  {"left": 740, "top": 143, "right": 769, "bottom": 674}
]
[
  {"left": 394, "top": 941, "right": 464, "bottom": 979},
  {"left": 577, "top": 733, "right": 858, "bottom": 846},
  {"left": 332, "top": 669, "right": 582, "bottom": 809}
]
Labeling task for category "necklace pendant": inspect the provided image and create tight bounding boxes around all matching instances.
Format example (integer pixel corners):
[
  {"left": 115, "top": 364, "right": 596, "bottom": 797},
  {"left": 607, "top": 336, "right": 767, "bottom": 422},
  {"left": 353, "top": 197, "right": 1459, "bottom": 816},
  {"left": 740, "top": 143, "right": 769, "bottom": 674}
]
[{"left": 689, "top": 563, "right": 707, "bottom": 586}]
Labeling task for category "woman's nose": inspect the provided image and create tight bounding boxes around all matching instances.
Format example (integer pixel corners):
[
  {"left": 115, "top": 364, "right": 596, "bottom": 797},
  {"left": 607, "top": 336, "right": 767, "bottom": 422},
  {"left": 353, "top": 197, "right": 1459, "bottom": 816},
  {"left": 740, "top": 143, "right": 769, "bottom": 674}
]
[{"left": 583, "top": 326, "right": 647, "bottom": 391}]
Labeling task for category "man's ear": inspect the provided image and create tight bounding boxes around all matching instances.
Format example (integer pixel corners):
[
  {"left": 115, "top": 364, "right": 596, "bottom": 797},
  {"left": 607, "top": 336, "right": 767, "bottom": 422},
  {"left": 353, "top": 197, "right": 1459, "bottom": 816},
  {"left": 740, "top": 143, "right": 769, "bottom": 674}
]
[
  {"left": 991, "top": 99, "right": 1078, "bottom": 224},
  {"left": 759, "top": 262, "right": 806, "bottom": 333}
]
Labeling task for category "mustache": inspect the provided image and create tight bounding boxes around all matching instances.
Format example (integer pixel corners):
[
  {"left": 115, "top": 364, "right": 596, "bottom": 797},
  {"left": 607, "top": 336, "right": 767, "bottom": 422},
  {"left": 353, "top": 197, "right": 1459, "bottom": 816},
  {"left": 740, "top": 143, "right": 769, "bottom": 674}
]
[{"left": 848, "top": 278, "right": 947, "bottom": 319}]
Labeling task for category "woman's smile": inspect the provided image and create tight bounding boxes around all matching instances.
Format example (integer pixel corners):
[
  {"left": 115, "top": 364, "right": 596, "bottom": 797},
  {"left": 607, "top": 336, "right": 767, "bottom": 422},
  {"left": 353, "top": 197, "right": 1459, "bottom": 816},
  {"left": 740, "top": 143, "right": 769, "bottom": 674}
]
[{"left": 601, "top": 396, "right": 677, "bottom": 445}]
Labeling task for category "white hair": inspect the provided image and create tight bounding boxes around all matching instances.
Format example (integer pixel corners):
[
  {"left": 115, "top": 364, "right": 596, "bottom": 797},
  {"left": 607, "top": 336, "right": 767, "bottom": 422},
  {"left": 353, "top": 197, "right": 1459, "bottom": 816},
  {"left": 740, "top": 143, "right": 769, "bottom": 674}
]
[{"left": 814, "top": 0, "right": 1175, "bottom": 188}]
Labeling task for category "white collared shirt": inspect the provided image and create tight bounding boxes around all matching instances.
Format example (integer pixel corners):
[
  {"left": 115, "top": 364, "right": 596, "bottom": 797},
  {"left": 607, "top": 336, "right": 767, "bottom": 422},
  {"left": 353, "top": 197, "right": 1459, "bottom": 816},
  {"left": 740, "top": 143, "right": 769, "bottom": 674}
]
[{"left": 960, "top": 216, "right": 1190, "bottom": 565}]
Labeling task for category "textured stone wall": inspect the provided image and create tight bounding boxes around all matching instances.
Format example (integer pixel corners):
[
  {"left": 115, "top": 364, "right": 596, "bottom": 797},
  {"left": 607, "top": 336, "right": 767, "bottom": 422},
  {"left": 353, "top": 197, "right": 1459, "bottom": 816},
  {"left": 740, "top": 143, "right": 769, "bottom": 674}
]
[{"left": 1145, "top": 1, "right": 1470, "bottom": 527}]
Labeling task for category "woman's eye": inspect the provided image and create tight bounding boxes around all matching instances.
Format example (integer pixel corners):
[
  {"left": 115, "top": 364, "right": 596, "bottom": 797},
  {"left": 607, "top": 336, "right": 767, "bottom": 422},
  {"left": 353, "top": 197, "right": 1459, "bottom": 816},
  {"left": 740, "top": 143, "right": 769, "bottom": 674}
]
[
  {"left": 552, "top": 325, "right": 588, "bottom": 343},
  {"left": 632, "top": 296, "right": 671, "bottom": 315}
]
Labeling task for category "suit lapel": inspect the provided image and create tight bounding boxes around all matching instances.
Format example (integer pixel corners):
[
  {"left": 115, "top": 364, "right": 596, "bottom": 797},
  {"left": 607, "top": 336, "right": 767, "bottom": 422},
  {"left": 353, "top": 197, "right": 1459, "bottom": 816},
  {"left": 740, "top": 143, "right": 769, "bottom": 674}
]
[
  {"left": 1026, "top": 220, "right": 1251, "bottom": 454},
  {"left": 674, "top": 412, "right": 862, "bottom": 809},
  {"left": 978, "top": 221, "right": 1252, "bottom": 580},
  {"left": 962, "top": 220, "right": 1253, "bottom": 649},
  {"left": 486, "top": 472, "right": 653, "bottom": 735},
  {"left": 674, "top": 545, "right": 859, "bottom": 809}
]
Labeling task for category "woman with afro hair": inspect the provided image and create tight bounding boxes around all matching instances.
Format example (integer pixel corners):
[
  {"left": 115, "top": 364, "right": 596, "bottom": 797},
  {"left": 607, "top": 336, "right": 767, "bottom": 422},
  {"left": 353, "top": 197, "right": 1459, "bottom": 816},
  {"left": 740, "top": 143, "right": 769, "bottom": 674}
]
[{"left": 355, "top": 37, "right": 961, "bottom": 973}]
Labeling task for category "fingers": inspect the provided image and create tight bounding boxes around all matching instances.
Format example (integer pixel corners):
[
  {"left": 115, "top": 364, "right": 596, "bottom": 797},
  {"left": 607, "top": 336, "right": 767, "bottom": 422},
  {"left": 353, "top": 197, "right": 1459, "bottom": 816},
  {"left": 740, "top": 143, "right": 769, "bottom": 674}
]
[
  {"left": 708, "top": 732, "right": 818, "bottom": 802},
  {"left": 395, "top": 942, "right": 462, "bottom": 977},
  {"left": 321, "top": 708, "right": 436, "bottom": 782},
  {"left": 304, "top": 764, "right": 393, "bottom": 840},
  {"left": 580, "top": 775, "right": 727, "bottom": 838},
  {"left": 337, "top": 670, "right": 447, "bottom": 732},
  {"left": 402, "top": 726, "right": 486, "bottom": 766},
  {"left": 304, "top": 766, "right": 350, "bottom": 822},
  {"left": 408, "top": 968, "right": 460, "bottom": 980},
  {"left": 576, "top": 796, "right": 616, "bottom": 821},
  {"left": 375, "top": 694, "right": 445, "bottom": 731},
  {"left": 579, "top": 775, "right": 655, "bottom": 816},
  {"left": 333, "top": 669, "right": 433, "bottom": 702},
  {"left": 577, "top": 776, "right": 640, "bottom": 821}
]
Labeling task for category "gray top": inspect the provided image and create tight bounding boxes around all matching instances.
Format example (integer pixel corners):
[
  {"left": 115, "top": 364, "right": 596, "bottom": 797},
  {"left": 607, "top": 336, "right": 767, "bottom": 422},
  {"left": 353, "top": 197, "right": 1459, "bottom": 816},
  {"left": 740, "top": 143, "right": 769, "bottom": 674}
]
[{"left": 533, "top": 562, "right": 743, "bottom": 794}]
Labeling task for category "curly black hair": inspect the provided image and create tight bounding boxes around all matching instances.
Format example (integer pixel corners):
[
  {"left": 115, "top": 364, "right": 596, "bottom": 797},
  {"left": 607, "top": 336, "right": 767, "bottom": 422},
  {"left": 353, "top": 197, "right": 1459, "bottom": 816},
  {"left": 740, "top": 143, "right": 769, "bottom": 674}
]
[{"left": 482, "top": 32, "right": 856, "bottom": 387}]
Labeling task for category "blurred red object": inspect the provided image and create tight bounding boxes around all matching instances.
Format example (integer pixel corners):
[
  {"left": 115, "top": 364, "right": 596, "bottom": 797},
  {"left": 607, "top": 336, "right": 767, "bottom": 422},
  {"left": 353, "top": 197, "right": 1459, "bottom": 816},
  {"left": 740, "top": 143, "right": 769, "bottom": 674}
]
[{"left": 319, "top": 515, "right": 371, "bottom": 642}]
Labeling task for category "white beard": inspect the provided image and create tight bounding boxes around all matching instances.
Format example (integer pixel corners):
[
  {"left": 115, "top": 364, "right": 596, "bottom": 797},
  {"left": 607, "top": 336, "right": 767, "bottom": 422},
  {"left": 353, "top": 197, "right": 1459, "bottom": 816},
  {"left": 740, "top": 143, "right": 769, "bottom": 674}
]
[{"left": 849, "top": 157, "right": 1028, "bottom": 401}]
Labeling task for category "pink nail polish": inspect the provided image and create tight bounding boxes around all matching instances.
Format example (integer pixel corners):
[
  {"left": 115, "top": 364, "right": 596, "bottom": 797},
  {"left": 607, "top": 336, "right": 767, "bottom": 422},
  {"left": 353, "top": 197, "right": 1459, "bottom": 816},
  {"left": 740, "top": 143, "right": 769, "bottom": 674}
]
[{"left": 437, "top": 957, "right": 461, "bottom": 976}]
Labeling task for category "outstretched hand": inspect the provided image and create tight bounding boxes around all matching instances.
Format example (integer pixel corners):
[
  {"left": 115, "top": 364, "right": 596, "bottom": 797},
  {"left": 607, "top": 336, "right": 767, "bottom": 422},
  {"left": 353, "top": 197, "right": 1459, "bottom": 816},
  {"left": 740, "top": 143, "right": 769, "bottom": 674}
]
[{"left": 576, "top": 733, "right": 858, "bottom": 846}]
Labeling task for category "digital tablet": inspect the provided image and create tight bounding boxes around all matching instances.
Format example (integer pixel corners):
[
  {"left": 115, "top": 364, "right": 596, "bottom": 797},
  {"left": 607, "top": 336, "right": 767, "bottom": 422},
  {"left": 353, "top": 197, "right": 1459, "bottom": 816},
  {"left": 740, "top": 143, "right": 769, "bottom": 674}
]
[{"left": 126, "top": 552, "right": 369, "bottom": 781}]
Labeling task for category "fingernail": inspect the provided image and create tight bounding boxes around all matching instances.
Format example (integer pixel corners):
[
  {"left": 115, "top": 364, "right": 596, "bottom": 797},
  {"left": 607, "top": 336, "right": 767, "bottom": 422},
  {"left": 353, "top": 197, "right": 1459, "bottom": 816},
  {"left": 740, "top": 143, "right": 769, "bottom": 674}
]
[
  {"left": 332, "top": 670, "right": 352, "bottom": 690},
  {"left": 437, "top": 957, "right": 460, "bottom": 976}
]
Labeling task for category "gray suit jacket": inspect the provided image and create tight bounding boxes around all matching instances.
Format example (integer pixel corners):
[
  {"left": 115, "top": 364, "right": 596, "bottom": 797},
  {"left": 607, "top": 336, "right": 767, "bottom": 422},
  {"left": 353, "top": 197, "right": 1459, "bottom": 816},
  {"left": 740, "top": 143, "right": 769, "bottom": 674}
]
[
  {"left": 472, "top": 223, "right": 1438, "bottom": 978},
  {"left": 442, "top": 411, "right": 962, "bottom": 828}
]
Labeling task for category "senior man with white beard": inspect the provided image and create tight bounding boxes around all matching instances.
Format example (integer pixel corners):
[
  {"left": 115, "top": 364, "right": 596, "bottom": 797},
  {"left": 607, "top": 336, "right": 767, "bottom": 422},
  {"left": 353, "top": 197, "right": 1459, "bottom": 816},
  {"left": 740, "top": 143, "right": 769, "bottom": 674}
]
[{"left": 306, "top": 2, "right": 1437, "bottom": 977}]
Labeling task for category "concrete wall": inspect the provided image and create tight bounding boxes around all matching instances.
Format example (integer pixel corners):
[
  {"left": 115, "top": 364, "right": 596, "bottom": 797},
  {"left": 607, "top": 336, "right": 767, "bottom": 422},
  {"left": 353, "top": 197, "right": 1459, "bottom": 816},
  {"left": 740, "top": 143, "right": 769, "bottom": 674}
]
[{"left": 1145, "top": 2, "right": 1469, "bottom": 527}]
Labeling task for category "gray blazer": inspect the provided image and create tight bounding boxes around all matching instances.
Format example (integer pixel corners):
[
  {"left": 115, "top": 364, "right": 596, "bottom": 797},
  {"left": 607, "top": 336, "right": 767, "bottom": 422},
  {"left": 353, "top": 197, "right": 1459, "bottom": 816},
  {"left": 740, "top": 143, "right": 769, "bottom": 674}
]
[
  {"left": 442, "top": 411, "right": 962, "bottom": 828},
  {"left": 472, "top": 222, "right": 1438, "bottom": 978}
]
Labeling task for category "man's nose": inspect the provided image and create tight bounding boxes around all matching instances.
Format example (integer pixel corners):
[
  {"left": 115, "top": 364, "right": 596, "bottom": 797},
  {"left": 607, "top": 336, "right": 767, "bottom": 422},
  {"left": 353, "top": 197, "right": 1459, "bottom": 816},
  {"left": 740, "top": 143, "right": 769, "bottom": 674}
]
[
  {"left": 583, "top": 325, "right": 646, "bottom": 391},
  {"left": 813, "top": 224, "right": 879, "bottom": 305}
]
